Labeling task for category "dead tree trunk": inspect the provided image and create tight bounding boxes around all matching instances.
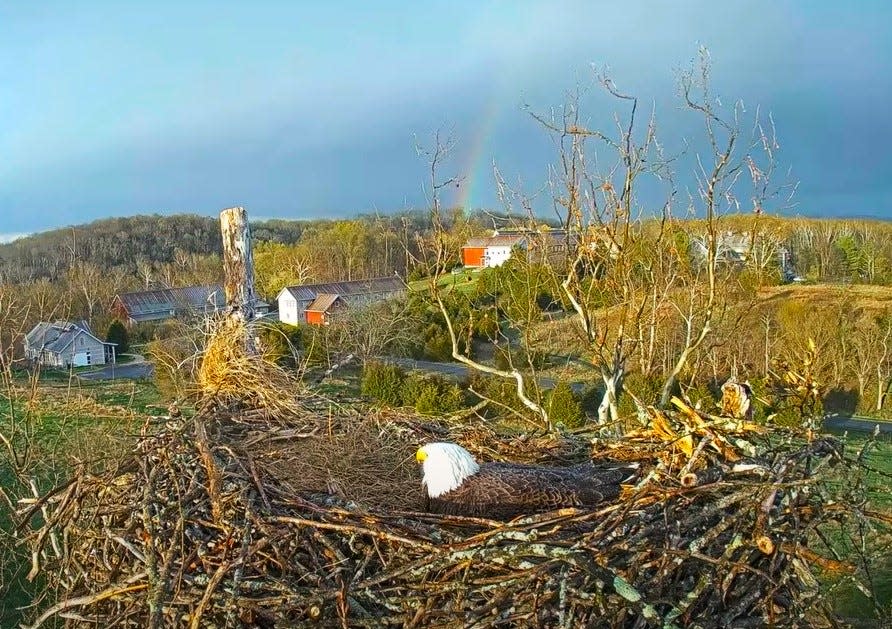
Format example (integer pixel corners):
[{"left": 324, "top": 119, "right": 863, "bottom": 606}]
[{"left": 220, "top": 206, "right": 257, "bottom": 354}]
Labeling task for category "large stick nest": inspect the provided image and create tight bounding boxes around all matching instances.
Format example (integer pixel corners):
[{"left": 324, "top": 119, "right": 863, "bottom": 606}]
[{"left": 14, "top": 397, "right": 889, "bottom": 628}]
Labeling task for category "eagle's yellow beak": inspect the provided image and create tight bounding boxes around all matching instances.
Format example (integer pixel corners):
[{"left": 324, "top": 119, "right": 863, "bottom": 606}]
[{"left": 415, "top": 448, "right": 427, "bottom": 463}]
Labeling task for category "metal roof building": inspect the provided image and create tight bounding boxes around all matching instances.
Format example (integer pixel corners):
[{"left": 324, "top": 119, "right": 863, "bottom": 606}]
[
  {"left": 24, "top": 320, "right": 116, "bottom": 368},
  {"left": 277, "top": 277, "right": 405, "bottom": 326},
  {"left": 113, "top": 285, "right": 269, "bottom": 325}
]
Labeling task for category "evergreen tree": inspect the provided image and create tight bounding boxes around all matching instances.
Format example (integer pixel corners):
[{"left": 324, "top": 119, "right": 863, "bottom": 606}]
[{"left": 106, "top": 319, "right": 129, "bottom": 354}]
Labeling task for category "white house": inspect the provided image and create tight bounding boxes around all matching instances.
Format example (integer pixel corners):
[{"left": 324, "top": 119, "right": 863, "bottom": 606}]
[
  {"left": 24, "top": 321, "right": 116, "bottom": 368},
  {"left": 461, "top": 233, "right": 526, "bottom": 269}
]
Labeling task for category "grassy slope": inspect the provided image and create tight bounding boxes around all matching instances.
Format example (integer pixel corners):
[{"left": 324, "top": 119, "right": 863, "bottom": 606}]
[
  {"left": 524, "top": 282, "right": 892, "bottom": 385},
  {"left": 408, "top": 268, "right": 481, "bottom": 295},
  {"left": 757, "top": 283, "right": 892, "bottom": 311},
  {"left": 823, "top": 436, "right": 892, "bottom": 620}
]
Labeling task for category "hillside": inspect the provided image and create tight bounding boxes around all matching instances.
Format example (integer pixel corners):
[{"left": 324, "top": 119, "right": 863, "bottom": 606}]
[
  {"left": 521, "top": 281, "right": 892, "bottom": 415},
  {"left": 0, "top": 214, "right": 313, "bottom": 282},
  {"left": 757, "top": 282, "right": 892, "bottom": 311}
]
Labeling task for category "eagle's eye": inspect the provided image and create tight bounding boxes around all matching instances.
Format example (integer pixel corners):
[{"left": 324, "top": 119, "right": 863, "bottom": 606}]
[{"left": 416, "top": 449, "right": 427, "bottom": 463}]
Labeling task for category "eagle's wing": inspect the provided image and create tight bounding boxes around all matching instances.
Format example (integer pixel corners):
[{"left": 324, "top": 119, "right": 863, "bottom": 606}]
[{"left": 428, "top": 460, "right": 635, "bottom": 519}]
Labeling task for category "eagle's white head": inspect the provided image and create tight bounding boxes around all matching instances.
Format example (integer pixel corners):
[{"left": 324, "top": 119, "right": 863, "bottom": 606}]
[{"left": 416, "top": 442, "right": 480, "bottom": 498}]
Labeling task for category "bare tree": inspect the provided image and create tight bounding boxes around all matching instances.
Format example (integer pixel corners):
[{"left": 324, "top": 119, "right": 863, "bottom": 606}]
[
  {"left": 658, "top": 48, "right": 791, "bottom": 407},
  {"left": 327, "top": 298, "right": 420, "bottom": 364},
  {"left": 0, "top": 283, "right": 36, "bottom": 476},
  {"left": 416, "top": 132, "right": 552, "bottom": 428},
  {"left": 850, "top": 309, "right": 892, "bottom": 412},
  {"left": 416, "top": 50, "right": 792, "bottom": 430},
  {"left": 136, "top": 258, "right": 155, "bottom": 290},
  {"left": 67, "top": 261, "right": 107, "bottom": 321},
  {"left": 525, "top": 74, "right": 677, "bottom": 426}
]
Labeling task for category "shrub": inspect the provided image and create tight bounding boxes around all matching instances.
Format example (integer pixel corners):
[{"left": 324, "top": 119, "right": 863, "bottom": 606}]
[
  {"left": 580, "top": 383, "right": 604, "bottom": 416},
  {"left": 751, "top": 376, "right": 824, "bottom": 428},
  {"left": 406, "top": 265, "right": 431, "bottom": 282},
  {"left": 438, "top": 383, "right": 466, "bottom": 414},
  {"left": 148, "top": 337, "right": 195, "bottom": 401},
  {"left": 746, "top": 378, "right": 774, "bottom": 424},
  {"left": 467, "top": 373, "right": 541, "bottom": 421},
  {"left": 422, "top": 324, "right": 454, "bottom": 362},
  {"left": 129, "top": 321, "right": 163, "bottom": 344},
  {"left": 257, "top": 322, "right": 303, "bottom": 366},
  {"left": 402, "top": 373, "right": 465, "bottom": 415},
  {"left": 301, "top": 324, "right": 332, "bottom": 368},
  {"left": 361, "top": 362, "right": 406, "bottom": 407},
  {"left": 685, "top": 380, "right": 719, "bottom": 411},
  {"left": 617, "top": 372, "right": 665, "bottom": 418},
  {"left": 415, "top": 380, "right": 445, "bottom": 415},
  {"left": 399, "top": 373, "right": 427, "bottom": 408},
  {"left": 105, "top": 319, "right": 129, "bottom": 354},
  {"left": 546, "top": 381, "right": 585, "bottom": 429},
  {"left": 494, "top": 346, "right": 547, "bottom": 371}
]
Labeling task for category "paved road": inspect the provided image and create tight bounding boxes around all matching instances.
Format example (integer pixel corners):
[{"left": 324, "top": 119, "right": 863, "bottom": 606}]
[
  {"left": 78, "top": 354, "right": 154, "bottom": 381},
  {"left": 823, "top": 414, "right": 892, "bottom": 435},
  {"left": 384, "top": 357, "right": 472, "bottom": 379},
  {"left": 381, "top": 357, "right": 585, "bottom": 392}
]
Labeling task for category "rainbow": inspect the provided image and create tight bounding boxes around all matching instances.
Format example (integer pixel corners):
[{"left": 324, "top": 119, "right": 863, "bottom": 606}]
[{"left": 456, "top": 86, "right": 506, "bottom": 215}]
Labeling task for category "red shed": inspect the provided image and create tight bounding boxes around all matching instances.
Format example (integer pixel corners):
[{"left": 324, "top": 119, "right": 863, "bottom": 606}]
[
  {"left": 461, "top": 246, "right": 486, "bottom": 268},
  {"left": 305, "top": 293, "right": 343, "bottom": 326}
]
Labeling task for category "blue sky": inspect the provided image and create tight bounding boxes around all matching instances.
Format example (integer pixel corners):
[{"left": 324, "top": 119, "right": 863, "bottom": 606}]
[{"left": 1, "top": 1, "right": 891, "bottom": 238}]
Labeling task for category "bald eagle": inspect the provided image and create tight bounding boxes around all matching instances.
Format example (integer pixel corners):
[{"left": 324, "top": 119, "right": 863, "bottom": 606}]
[
  {"left": 415, "top": 442, "right": 638, "bottom": 520},
  {"left": 721, "top": 379, "right": 753, "bottom": 420}
]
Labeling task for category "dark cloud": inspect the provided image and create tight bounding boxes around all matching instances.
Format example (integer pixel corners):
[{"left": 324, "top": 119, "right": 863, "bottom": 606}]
[{"left": 1, "top": 1, "right": 891, "bottom": 231}]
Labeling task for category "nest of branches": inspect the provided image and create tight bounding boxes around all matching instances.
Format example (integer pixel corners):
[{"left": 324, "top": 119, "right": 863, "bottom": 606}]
[{"left": 14, "top": 391, "right": 890, "bottom": 629}]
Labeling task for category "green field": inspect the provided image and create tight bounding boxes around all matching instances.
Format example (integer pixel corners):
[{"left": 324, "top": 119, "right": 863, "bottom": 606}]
[
  {"left": 827, "top": 436, "right": 892, "bottom": 620},
  {"left": 408, "top": 267, "right": 481, "bottom": 295}
]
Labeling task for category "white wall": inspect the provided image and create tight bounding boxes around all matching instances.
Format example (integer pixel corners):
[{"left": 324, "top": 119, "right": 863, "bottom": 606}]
[
  {"left": 278, "top": 294, "right": 300, "bottom": 325},
  {"left": 62, "top": 332, "right": 108, "bottom": 367},
  {"left": 484, "top": 245, "right": 514, "bottom": 268}
]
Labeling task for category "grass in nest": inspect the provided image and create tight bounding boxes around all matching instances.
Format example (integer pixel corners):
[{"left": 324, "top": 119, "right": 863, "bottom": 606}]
[
  {"left": 197, "top": 317, "right": 304, "bottom": 415},
  {"left": 257, "top": 415, "right": 424, "bottom": 511}
]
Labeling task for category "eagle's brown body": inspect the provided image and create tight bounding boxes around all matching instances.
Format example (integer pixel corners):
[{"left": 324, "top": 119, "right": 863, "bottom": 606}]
[{"left": 424, "top": 459, "right": 635, "bottom": 520}]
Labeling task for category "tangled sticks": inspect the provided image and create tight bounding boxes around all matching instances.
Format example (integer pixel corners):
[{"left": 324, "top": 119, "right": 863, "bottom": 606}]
[{"left": 15, "top": 408, "right": 887, "bottom": 628}]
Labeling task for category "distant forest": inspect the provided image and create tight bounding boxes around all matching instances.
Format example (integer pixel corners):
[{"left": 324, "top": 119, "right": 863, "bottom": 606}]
[
  {"left": 0, "top": 211, "right": 521, "bottom": 285},
  {"left": 3, "top": 212, "right": 892, "bottom": 288},
  {"left": 0, "top": 214, "right": 304, "bottom": 282},
  {"left": 3, "top": 210, "right": 892, "bottom": 419}
]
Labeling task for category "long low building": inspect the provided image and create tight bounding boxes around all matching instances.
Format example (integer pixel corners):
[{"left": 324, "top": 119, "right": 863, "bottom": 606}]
[
  {"left": 112, "top": 285, "right": 269, "bottom": 325},
  {"left": 277, "top": 277, "right": 405, "bottom": 326}
]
